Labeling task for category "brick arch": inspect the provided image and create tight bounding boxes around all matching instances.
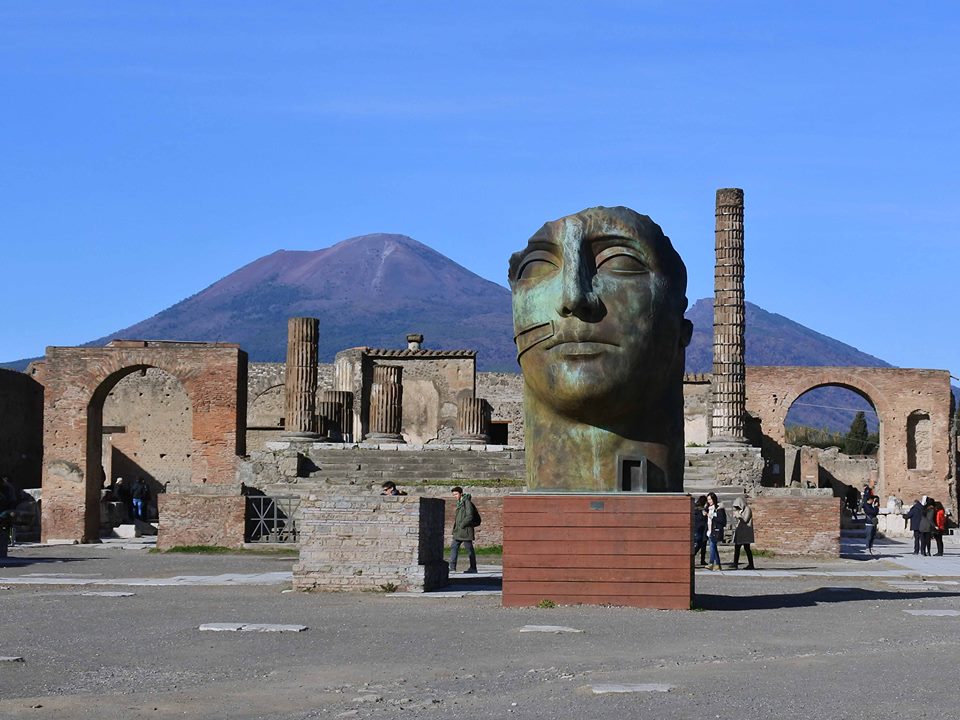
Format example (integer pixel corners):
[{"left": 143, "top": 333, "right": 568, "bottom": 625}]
[
  {"left": 746, "top": 366, "right": 956, "bottom": 513},
  {"left": 769, "top": 375, "right": 893, "bottom": 442},
  {"left": 40, "top": 342, "right": 247, "bottom": 543}
]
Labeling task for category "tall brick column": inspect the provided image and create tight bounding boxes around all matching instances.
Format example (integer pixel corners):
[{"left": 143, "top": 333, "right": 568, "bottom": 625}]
[
  {"left": 322, "top": 390, "right": 354, "bottom": 442},
  {"left": 710, "top": 188, "right": 747, "bottom": 445},
  {"left": 365, "top": 365, "right": 404, "bottom": 443},
  {"left": 452, "top": 397, "right": 490, "bottom": 444},
  {"left": 284, "top": 317, "right": 320, "bottom": 440}
]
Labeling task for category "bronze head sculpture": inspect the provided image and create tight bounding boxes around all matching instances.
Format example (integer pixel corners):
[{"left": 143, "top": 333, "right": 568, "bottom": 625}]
[{"left": 508, "top": 206, "right": 693, "bottom": 491}]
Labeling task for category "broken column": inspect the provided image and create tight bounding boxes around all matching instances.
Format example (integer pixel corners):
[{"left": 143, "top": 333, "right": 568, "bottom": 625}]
[
  {"left": 452, "top": 397, "right": 490, "bottom": 444},
  {"left": 710, "top": 188, "right": 747, "bottom": 445},
  {"left": 321, "top": 390, "right": 354, "bottom": 442},
  {"left": 365, "top": 365, "right": 404, "bottom": 443},
  {"left": 316, "top": 400, "right": 343, "bottom": 441},
  {"left": 283, "top": 317, "right": 320, "bottom": 440}
]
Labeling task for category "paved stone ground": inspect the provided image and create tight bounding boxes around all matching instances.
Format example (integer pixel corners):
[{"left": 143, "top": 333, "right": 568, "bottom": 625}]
[{"left": 1, "top": 539, "right": 959, "bottom": 719}]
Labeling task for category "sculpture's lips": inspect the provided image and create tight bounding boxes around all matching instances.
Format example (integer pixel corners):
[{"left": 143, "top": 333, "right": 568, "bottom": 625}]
[{"left": 544, "top": 338, "right": 619, "bottom": 354}]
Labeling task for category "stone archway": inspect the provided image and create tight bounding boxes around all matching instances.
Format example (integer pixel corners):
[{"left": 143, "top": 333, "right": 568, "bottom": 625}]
[
  {"left": 746, "top": 366, "right": 956, "bottom": 513},
  {"left": 39, "top": 341, "right": 247, "bottom": 543}
]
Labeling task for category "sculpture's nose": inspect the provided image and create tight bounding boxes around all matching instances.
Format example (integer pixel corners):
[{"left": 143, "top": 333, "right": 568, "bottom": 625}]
[{"left": 557, "top": 223, "right": 600, "bottom": 319}]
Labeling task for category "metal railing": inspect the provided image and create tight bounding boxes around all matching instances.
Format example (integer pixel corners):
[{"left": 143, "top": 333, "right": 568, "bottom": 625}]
[{"left": 245, "top": 495, "right": 300, "bottom": 543}]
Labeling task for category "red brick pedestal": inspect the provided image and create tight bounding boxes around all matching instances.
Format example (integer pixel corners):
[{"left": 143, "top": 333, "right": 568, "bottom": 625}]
[{"left": 502, "top": 493, "right": 693, "bottom": 609}]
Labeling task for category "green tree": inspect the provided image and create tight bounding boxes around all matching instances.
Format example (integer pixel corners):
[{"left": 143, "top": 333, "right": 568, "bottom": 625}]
[{"left": 843, "top": 411, "right": 870, "bottom": 455}]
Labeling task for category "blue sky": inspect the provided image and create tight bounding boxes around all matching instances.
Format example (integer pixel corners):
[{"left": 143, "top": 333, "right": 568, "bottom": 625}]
[{"left": 2, "top": 2, "right": 958, "bottom": 378}]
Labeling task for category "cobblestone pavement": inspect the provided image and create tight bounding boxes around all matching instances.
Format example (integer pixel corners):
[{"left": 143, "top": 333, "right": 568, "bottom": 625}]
[{"left": 1, "top": 542, "right": 959, "bottom": 720}]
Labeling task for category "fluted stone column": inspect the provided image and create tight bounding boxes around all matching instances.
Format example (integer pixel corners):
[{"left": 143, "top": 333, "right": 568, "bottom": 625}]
[
  {"left": 316, "top": 400, "right": 343, "bottom": 441},
  {"left": 283, "top": 317, "right": 320, "bottom": 440},
  {"left": 711, "top": 188, "right": 747, "bottom": 445},
  {"left": 322, "top": 390, "right": 354, "bottom": 442},
  {"left": 365, "top": 365, "right": 404, "bottom": 443},
  {"left": 452, "top": 397, "right": 490, "bottom": 444}
]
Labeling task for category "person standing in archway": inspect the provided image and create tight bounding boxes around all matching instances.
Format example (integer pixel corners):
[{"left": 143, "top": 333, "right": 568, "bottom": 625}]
[{"left": 131, "top": 477, "right": 150, "bottom": 521}]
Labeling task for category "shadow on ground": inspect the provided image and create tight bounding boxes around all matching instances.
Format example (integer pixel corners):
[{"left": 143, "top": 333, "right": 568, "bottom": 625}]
[
  {"left": 696, "top": 587, "right": 960, "bottom": 611},
  {"left": 0, "top": 556, "right": 99, "bottom": 568}
]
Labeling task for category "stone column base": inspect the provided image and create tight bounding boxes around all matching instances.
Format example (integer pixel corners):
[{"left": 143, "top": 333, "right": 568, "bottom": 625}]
[{"left": 363, "top": 432, "right": 406, "bottom": 443}]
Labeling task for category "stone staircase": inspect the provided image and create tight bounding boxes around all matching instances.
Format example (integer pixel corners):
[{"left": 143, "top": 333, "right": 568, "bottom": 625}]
[
  {"left": 248, "top": 446, "right": 527, "bottom": 495},
  {"left": 683, "top": 448, "right": 747, "bottom": 509}
]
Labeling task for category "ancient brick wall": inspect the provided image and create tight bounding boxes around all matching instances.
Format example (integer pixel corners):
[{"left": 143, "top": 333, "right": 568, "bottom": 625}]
[
  {"left": 747, "top": 367, "right": 956, "bottom": 514},
  {"left": 682, "top": 375, "right": 711, "bottom": 446},
  {"left": 335, "top": 348, "right": 476, "bottom": 444},
  {"left": 476, "top": 371, "right": 524, "bottom": 445},
  {"left": 444, "top": 496, "right": 504, "bottom": 549},
  {"left": 156, "top": 494, "right": 246, "bottom": 550},
  {"left": 0, "top": 367, "right": 43, "bottom": 489},
  {"left": 101, "top": 368, "right": 193, "bottom": 498},
  {"left": 293, "top": 495, "right": 448, "bottom": 592},
  {"left": 40, "top": 342, "right": 247, "bottom": 542},
  {"left": 751, "top": 494, "right": 840, "bottom": 555}
]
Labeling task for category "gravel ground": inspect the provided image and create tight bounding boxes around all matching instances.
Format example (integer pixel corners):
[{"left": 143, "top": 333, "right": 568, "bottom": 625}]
[{"left": 1, "top": 545, "right": 958, "bottom": 719}]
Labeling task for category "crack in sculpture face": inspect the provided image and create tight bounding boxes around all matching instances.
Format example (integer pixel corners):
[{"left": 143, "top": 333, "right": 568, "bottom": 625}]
[{"left": 509, "top": 206, "right": 692, "bottom": 428}]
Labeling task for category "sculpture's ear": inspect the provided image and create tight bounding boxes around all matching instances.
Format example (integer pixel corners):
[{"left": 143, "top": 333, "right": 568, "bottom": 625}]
[{"left": 680, "top": 319, "right": 693, "bottom": 348}]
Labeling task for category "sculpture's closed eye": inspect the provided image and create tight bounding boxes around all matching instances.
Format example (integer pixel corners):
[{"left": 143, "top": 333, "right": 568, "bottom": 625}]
[{"left": 517, "top": 252, "right": 559, "bottom": 280}]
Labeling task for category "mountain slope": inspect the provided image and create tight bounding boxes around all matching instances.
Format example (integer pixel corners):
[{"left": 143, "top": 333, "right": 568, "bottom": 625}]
[{"left": 2, "top": 233, "right": 917, "bottom": 431}]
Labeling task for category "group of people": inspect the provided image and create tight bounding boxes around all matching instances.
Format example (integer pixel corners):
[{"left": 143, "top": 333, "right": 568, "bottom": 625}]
[
  {"left": 903, "top": 496, "right": 948, "bottom": 556},
  {"left": 104, "top": 476, "right": 152, "bottom": 521},
  {"left": 692, "top": 492, "right": 755, "bottom": 571},
  {"left": 382, "top": 481, "right": 480, "bottom": 574}
]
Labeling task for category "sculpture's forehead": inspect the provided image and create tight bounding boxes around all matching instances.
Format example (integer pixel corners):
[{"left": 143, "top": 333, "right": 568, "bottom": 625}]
[{"left": 527, "top": 207, "right": 664, "bottom": 253}]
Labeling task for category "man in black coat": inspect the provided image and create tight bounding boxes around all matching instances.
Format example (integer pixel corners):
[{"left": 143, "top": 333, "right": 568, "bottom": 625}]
[{"left": 902, "top": 498, "right": 924, "bottom": 555}]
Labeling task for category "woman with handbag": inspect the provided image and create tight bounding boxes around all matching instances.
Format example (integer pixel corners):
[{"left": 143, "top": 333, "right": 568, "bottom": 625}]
[{"left": 705, "top": 492, "right": 725, "bottom": 571}]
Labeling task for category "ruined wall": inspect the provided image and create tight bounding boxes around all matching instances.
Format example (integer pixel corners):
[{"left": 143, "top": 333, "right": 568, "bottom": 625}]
[
  {"left": 683, "top": 374, "right": 711, "bottom": 446},
  {"left": 0, "top": 367, "right": 43, "bottom": 489},
  {"left": 751, "top": 493, "right": 841, "bottom": 555},
  {"left": 334, "top": 349, "right": 476, "bottom": 444},
  {"left": 156, "top": 494, "right": 246, "bottom": 550},
  {"left": 294, "top": 495, "right": 448, "bottom": 592},
  {"left": 101, "top": 368, "right": 193, "bottom": 497},
  {"left": 747, "top": 367, "right": 956, "bottom": 514},
  {"left": 40, "top": 342, "right": 247, "bottom": 543},
  {"left": 476, "top": 371, "right": 524, "bottom": 446}
]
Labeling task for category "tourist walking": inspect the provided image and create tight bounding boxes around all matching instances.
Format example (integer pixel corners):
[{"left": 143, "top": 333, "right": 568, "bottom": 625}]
[
  {"left": 705, "top": 492, "right": 726, "bottom": 571},
  {"left": 862, "top": 494, "right": 879, "bottom": 555},
  {"left": 903, "top": 498, "right": 924, "bottom": 555},
  {"left": 933, "top": 501, "right": 947, "bottom": 556},
  {"left": 449, "top": 486, "right": 479, "bottom": 574},
  {"left": 0, "top": 476, "right": 17, "bottom": 559},
  {"left": 919, "top": 497, "right": 936, "bottom": 556},
  {"left": 730, "top": 498, "right": 755, "bottom": 569},
  {"left": 693, "top": 495, "right": 708, "bottom": 567},
  {"left": 131, "top": 477, "right": 150, "bottom": 521}
]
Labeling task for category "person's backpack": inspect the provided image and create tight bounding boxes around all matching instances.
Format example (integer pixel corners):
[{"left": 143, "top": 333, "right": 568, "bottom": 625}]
[{"left": 470, "top": 505, "right": 482, "bottom": 527}]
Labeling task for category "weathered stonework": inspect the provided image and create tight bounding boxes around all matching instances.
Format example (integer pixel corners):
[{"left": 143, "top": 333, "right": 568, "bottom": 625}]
[
  {"left": 293, "top": 495, "right": 448, "bottom": 592},
  {"left": 39, "top": 341, "right": 247, "bottom": 543},
  {"left": 750, "top": 493, "right": 841, "bottom": 555},
  {"left": 156, "top": 494, "right": 246, "bottom": 550},
  {"left": 452, "top": 397, "right": 490, "bottom": 444},
  {"left": 283, "top": 317, "right": 320, "bottom": 438},
  {"left": 711, "top": 188, "right": 747, "bottom": 445},
  {"left": 747, "top": 366, "right": 957, "bottom": 515},
  {"left": 0, "top": 367, "right": 43, "bottom": 490},
  {"left": 366, "top": 365, "right": 404, "bottom": 442},
  {"left": 335, "top": 346, "right": 476, "bottom": 444}
]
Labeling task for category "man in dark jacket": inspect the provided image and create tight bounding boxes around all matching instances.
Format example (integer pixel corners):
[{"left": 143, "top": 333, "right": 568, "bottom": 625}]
[
  {"left": 902, "top": 498, "right": 924, "bottom": 555},
  {"left": 449, "top": 486, "right": 478, "bottom": 574}
]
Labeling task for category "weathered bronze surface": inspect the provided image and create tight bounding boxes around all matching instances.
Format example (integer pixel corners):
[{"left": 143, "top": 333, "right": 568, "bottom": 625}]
[{"left": 508, "top": 206, "right": 692, "bottom": 491}]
